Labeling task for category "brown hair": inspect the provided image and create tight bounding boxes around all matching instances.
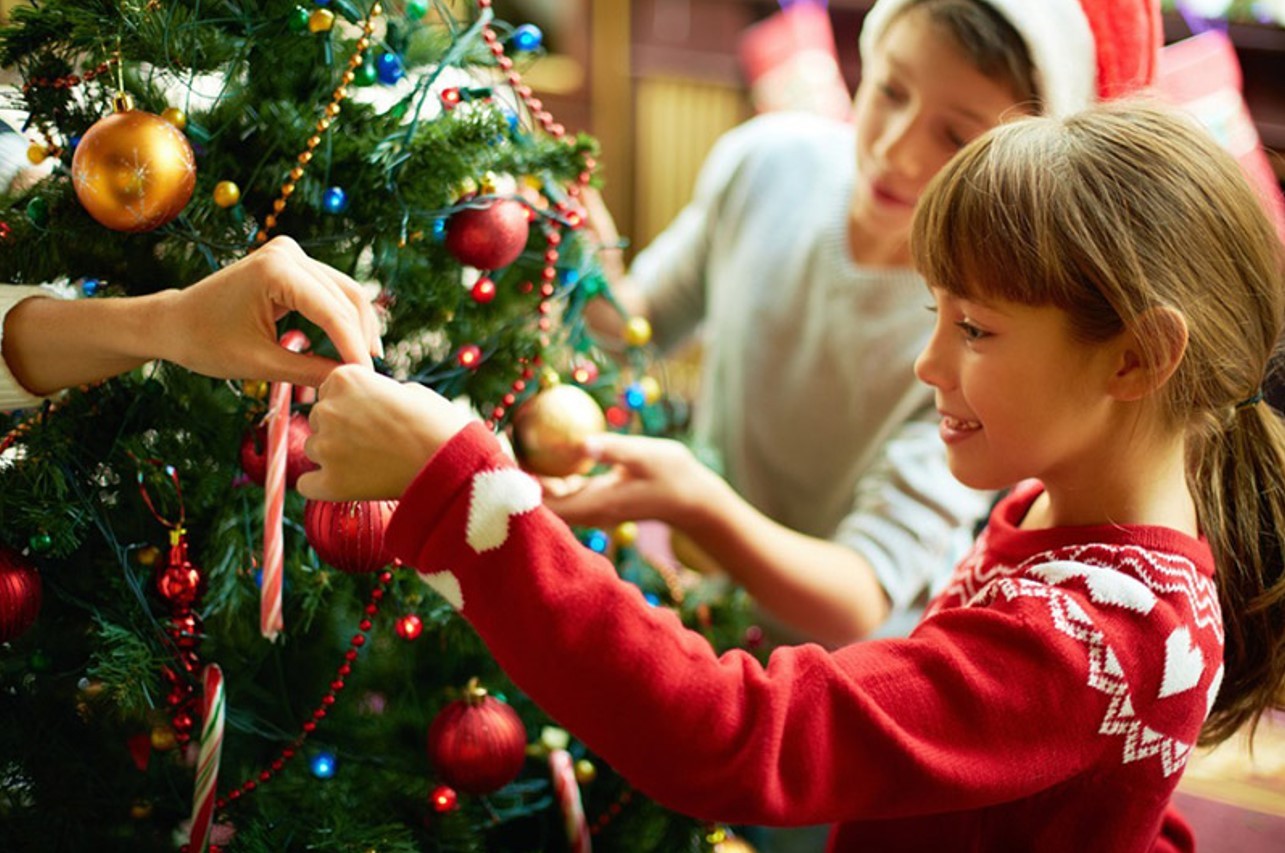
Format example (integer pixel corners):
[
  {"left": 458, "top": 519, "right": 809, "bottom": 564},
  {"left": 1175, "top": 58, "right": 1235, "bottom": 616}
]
[
  {"left": 889, "top": 0, "right": 1040, "bottom": 109},
  {"left": 911, "top": 99, "right": 1285, "bottom": 746}
]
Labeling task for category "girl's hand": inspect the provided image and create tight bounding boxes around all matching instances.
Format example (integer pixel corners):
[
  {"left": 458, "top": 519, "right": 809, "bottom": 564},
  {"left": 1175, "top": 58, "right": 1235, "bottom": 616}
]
[
  {"left": 540, "top": 433, "right": 717, "bottom": 528},
  {"left": 297, "top": 365, "right": 473, "bottom": 501}
]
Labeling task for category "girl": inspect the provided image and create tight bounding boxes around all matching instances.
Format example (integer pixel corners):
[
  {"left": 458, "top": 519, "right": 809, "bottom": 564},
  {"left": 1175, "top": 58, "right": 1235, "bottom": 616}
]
[
  {"left": 298, "top": 101, "right": 1285, "bottom": 850},
  {"left": 580, "top": 0, "right": 1162, "bottom": 646}
]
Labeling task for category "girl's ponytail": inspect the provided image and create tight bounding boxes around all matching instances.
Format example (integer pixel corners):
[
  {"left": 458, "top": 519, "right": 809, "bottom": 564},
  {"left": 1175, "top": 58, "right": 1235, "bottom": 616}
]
[{"left": 1191, "top": 396, "right": 1285, "bottom": 745}]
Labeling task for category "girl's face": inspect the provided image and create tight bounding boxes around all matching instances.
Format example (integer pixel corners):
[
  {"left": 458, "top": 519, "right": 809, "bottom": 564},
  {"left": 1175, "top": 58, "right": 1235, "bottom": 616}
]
[
  {"left": 850, "top": 10, "right": 1031, "bottom": 252},
  {"left": 913, "top": 288, "right": 1127, "bottom": 494}
]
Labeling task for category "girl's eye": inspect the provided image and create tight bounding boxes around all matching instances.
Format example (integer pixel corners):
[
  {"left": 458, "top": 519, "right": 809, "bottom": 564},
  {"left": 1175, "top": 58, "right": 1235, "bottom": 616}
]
[{"left": 955, "top": 320, "right": 989, "bottom": 341}]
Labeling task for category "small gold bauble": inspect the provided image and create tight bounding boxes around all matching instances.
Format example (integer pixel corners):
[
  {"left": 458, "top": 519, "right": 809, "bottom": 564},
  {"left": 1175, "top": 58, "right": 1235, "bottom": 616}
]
[
  {"left": 511, "top": 384, "right": 606, "bottom": 477},
  {"left": 623, "top": 316, "right": 653, "bottom": 348},
  {"left": 309, "top": 8, "right": 336, "bottom": 32},
  {"left": 613, "top": 521, "right": 639, "bottom": 547},
  {"left": 26, "top": 144, "right": 48, "bottom": 165},
  {"left": 213, "top": 180, "right": 242, "bottom": 208},
  {"left": 136, "top": 545, "right": 161, "bottom": 567},
  {"left": 149, "top": 725, "right": 178, "bottom": 752},
  {"left": 71, "top": 108, "right": 196, "bottom": 232},
  {"left": 160, "top": 107, "right": 187, "bottom": 130},
  {"left": 638, "top": 375, "right": 662, "bottom": 404},
  {"left": 129, "top": 798, "right": 153, "bottom": 820},
  {"left": 573, "top": 758, "right": 597, "bottom": 784}
]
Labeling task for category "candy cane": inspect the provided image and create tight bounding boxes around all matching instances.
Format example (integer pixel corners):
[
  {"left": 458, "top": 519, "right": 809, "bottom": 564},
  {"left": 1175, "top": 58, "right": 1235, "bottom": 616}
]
[
  {"left": 549, "top": 749, "right": 591, "bottom": 853},
  {"left": 260, "top": 329, "right": 310, "bottom": 641},
  {"left": 187, "top": 664, "right": 225, "bottom": 853}
]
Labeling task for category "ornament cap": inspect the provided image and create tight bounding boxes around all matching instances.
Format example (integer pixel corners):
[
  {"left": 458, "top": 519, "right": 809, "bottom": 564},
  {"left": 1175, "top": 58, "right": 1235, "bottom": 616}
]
[
  {"left": 113, "top": 92, "right": 135, "bottom": 113},
  {"left": 465, "top": 676, "right": 488, "bottom": 705}
]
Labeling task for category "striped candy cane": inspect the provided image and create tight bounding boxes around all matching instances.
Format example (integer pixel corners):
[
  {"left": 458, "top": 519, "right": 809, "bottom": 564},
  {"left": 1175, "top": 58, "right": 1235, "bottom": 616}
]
[
  {"left": 549, "top": 749, "right": 591, "bottom": 853},
  {"left": 187, "top": 664, "right": 225, "bottom": 853},
  {"left": 261, "top": 329, "right": 310, "bottom": 641}
]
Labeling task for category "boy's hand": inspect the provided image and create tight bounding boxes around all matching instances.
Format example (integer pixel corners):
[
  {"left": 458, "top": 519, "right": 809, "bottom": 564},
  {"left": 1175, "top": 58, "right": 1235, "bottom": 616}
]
[
  {"left": 298, "top": 365, "right": 472, "bottom": 501},
  {"left": 540, "top": 433, "right": 715, "bottom": 528}
]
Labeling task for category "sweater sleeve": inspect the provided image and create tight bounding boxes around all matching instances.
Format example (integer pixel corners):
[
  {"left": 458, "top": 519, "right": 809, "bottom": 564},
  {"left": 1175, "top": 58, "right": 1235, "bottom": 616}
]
[
  {"left": 833, "top": 411, "right": 997, "bottom": 612},
  {"left": 386, "top": 423, "right": 1116, "bottom": 827},
  {"left": 0, "top": 285, "right": 65, "bottom": 413}
]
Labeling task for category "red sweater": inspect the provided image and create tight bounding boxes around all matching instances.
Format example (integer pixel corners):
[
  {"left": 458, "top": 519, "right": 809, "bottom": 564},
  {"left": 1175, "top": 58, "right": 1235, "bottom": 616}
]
[{"left": 386, "top": 424, "right": 1223, "bottom": 852}]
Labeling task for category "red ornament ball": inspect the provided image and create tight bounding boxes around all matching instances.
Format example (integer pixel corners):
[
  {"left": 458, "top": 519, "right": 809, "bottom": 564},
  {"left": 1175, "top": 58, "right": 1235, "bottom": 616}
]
[
  {"left": 303, "top": 499, "right": 397, "bottom": 574},
  {"left": 239, "top": 412, "right": 317, "bottom": 488},
  {"left": 429, "top": 784, "right": 459, "bottom": 813},
  {"left": 395, "top": 613, "right": 424, "bottom": 640},
  {"left": 427, "top": 679, "right": 527, "bottom": 795},
  {"left": 445, "top": 198, "right": 530, "bottom": 269},
  {"left": 0, "top": 545, "right": 42, "bottom": 642},
  {"left": 156, "top": 559, "right": 203, "bottom": 607}
]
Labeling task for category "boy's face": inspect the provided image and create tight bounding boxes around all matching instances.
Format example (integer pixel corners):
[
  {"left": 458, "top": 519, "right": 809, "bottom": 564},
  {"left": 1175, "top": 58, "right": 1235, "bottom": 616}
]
[{"left": 850, "top": 10, "right": 1032, "bottom": 247}]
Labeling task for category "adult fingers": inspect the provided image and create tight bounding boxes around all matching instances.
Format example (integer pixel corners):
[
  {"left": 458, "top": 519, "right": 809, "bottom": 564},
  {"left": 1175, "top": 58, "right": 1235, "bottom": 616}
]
[
  {"left": 259, "top": 239, "right": 374, "bottom": 372},
  {"left": 307, "top": 257, "right": 384, "bottom": 359}
]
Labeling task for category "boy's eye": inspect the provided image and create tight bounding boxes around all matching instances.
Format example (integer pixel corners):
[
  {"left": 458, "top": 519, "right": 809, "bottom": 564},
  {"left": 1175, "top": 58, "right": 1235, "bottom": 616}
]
[
  {"left": 878, "top": 82, "right": 907, "bottom": 103},
  {"left": 955, "top": 320, "right": 988, "bottom": 341}
]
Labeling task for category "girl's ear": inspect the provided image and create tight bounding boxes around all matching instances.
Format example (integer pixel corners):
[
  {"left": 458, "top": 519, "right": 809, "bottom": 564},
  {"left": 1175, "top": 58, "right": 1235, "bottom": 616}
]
[{"left": 1107, "top": 306, "right": 1189, "bottom": 402}]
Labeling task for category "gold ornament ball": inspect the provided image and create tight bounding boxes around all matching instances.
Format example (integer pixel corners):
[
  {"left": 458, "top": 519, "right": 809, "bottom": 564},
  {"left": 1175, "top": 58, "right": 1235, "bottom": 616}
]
[
  {"left": 129, "top": 798, "right": 153, "bottom": 820},
  {"left": 309, "top": 8, "right": 336, "bottom": 32},
  {"left": 213, "top": 180, "right": 242, "bottom": 209},
  {"left": 613, "top": 521, "right": 639, "bottom": 547},
  {"left": 26, "top": 144, "right": 48, "bottom": 165},
  {"left": 71, "top": 109, "right": 197, "bottom": 232},
  {"left": 638, "top": 375, "right": 662, "bottom": 404},
  {"left": 623, "top": 316, "right": 653, "bottom": 347},
  {"left": 573, "top": 758, "right": 597, "bottom": 784},
  {"left": 160, "top": 107, "right": 187, "bottom": 130},
  {"left": 512, "top": 384, "right": 606, "bottom": 477},
  {"left": 714, "top": 838, "right": 759, "bottom": 853}
]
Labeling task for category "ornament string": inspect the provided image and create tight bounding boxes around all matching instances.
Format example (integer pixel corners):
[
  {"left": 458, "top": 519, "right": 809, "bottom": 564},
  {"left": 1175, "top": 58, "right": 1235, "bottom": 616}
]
[
  {"left": 260, "top": 329, "right": 310, "bottom": 641},
  {"left": 217, "top": 568, "right": 395, "bottom": 810},
  {"left": 187, "top": 663, "right": 225, "bottom": 853}
]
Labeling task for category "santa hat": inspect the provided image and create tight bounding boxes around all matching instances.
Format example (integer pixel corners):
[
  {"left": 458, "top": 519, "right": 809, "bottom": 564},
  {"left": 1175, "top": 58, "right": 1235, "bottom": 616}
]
[{"left": 859, "top": 0, "right": 1161, "bottom": 117}]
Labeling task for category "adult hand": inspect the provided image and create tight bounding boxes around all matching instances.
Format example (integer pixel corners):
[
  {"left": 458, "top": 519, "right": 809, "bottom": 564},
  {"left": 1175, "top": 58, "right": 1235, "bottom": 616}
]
[
  {"left": 297, "top": 365, "right": 473, "bottom": 501},
  {"left": 541, "top": 433, "right": 719, "bottom": 528},
  {"left": 156, "top": 236, "right": 382, "bottom": 386}
]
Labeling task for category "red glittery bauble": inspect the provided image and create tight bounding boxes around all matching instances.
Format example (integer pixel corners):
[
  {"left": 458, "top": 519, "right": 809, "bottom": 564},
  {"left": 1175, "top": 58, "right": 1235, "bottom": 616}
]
[
  {"left": 303, "top": 499, "right": 397, "bottom": 574},
  {"left": 239, "top": 413, "right": 317, "bottom": 488},
  {"left": 445, "top": 198, "right": 530, "bottom": 269},
  {"left": 0, "top": 545, "right": 42, "bottom": 642},
  {"left": 427, "top": 682, "right": 527, "bottom": 795},
  {"left": 156, "top": 559, "right": 204, "bottom": 607}
]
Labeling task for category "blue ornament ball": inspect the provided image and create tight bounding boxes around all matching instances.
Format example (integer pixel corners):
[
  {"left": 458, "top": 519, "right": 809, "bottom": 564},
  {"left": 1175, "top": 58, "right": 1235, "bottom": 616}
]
[
  {"left": 376, "top": 52, "right": 405, "bottom": 85},
  {"left": 511, "top": 24, "right": 543, "bottom": 53},
  {"left": 322, "top": 186, "right": 348, "bottom": 214},
  {"left": 310, "top": 751, "right": 337, "bottom": 779}
]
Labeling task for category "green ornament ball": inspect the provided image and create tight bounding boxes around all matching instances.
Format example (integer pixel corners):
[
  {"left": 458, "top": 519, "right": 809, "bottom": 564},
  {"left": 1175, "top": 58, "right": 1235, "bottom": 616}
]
[
  {"left": 406, "top": 0, "right": 429, "bottom": 21},
  {"left": 25, "top": 197, "right": 47, "bottom": 227},
  {"left": 287, "top": 6, "right": 310, "bottom": 32},
  {"left": 28, "top": 532, "right": 52, "bottom": 553},
  {"left": 354, "top": 59, "right": 378, "bottom": 86}
]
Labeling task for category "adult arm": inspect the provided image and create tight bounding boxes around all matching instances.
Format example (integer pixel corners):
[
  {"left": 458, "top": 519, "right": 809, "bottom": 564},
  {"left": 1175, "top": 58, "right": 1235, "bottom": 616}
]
[{"left": 0, "top": 236, "right": 380, "bottom": 402}]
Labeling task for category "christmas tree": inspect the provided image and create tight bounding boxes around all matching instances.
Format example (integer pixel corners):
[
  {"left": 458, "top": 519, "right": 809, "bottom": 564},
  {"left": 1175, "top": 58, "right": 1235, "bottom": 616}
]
[{"left": 0, "top": 1, "right": 756, "bottom": 850}]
